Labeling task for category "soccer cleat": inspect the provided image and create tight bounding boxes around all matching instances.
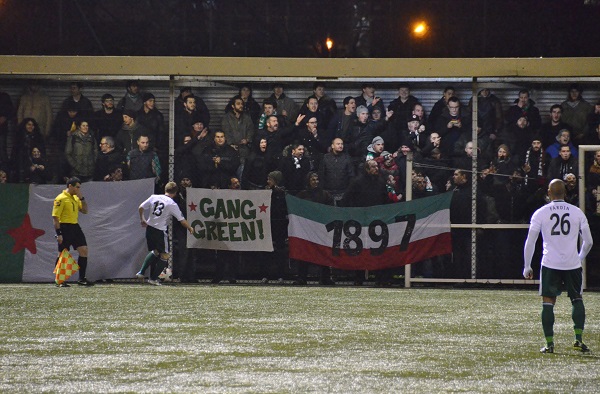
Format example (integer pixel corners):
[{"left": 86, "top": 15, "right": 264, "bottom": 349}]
[
  {"left": 260, "top": 277, "right": 269, "bottom": 284},
  {"left": 573, "top": 341, "right": 590, "bottom": 353},
  {"left": 147, "top": 279, "right": 162, "bottom": 286},
  {"left": 56, "top": 283, "right": 70, "bottom": 288},
  {"left": 136, "top": 272, "right": 145, "bottom": 280},
  {"left": 540, "top": 345, "right": 554, "bottom": 354},
  {"left": 77, "top": 279, "right": 93, "bottom": 286}
]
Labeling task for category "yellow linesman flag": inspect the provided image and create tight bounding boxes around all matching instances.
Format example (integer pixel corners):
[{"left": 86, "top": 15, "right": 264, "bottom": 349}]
[{"left": 53, "top": 249, "right": 79, "bottom": 285}]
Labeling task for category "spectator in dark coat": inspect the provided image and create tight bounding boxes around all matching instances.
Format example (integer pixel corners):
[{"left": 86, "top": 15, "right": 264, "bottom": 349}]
[
  {"left": 280, "top": 142, "right": 312, "bottom": 195},
  {"left": 505, "top": 89, "right": 541, "bottom": 132},
  {"left": 242, "top": 138, "right": 276, "bottom": 190},
  {"left": 11, "top": 118, "right": 45, "bottom": 182},
  {"left": 318, "top": 137, "right": 355, "bottom": 204},
  {"left": 294, "top": 172, "right": 335, "bottom": 285},
  {"left": 199, "top": 131, "right": 240, "bottom": 189},
  {"left": 94, "top": 136, "right": 125, "bottom": 181}
]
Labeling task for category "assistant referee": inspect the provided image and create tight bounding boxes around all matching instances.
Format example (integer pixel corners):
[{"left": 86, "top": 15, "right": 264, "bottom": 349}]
[{"left": 52, "top": 177, "right": 92, "bottom": 287}]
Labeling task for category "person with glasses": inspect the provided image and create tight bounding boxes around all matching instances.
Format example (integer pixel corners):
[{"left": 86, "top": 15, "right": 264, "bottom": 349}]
[
  {"left": 52, "top": 177, "right": 92, "bottom": 287},
  {"left": 435, "top": 96, "right": 471, "bottom": 158},
  {"left": 94, "top": 136, "right": 125, "bottom": 181}
]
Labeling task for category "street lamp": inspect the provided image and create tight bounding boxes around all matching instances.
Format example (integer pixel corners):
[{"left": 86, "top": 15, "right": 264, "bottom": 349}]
[
  {"left": 412, "top": 21, "right": 428, "bottom": 38},
  {"left": 326, "top": 37, "right": 333, "bottom": 57}
]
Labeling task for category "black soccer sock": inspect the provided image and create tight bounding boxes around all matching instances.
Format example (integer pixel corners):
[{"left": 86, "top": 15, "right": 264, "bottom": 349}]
[
  {"left": 78, "top": 257, "right": 88, "bottom": 280},
  {"left": 541, "top": 303, "right": 555, "bottom": 346},
  {"left": 571, "top": 298, "right": 585, "bottom": 342}
]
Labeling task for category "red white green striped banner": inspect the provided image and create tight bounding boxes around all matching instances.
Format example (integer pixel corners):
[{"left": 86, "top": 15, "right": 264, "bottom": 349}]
[{"left": 286, "top": 192, "right": 453, "bottom": 270}]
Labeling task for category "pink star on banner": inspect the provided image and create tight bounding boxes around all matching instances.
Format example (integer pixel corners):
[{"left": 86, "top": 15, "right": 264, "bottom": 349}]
[
  {"left": 259, "top": 203, "right": 269, "bottom": 213},
  {"left": 7, "top": 213, "right": 45, "bottom": 254}
]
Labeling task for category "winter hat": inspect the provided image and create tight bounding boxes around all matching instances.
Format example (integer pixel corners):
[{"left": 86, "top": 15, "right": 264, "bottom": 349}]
[
  {"left": 268, "top": 171, "right": 283, "bottom": 185},
  {"left": 142, "top": 92, "right": 155, "bottom": 102},
  {"left": 356, "top": 105, "right": 369, "bottom": 115},
  {"left": 123, "top": 109, "right": 137, "bottom": 120},
  {"left": 408, "top": 114, "right": 420, "bottom": 123},
  {"left": 367, "top": 136, "right": 384, "bottom": 152}
]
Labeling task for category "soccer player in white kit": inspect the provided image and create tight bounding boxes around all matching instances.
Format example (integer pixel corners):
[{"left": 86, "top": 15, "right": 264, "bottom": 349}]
[
  {"left": 136, "top": 181, "right": 193, "bottom": 285},
  {"left": 523, "top": 179, "right": 593, "bottom": 354}
]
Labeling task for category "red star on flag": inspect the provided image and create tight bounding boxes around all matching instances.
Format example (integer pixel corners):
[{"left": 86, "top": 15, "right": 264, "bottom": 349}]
[
  {"left": 259, "top": 203, "right": 269, "bottom": 213},
  {"left": 189, "top": 201, "right": 197, "bottom": 211},
  {"left": 7, "top": 213, "right": 45, "bottom": 254}
]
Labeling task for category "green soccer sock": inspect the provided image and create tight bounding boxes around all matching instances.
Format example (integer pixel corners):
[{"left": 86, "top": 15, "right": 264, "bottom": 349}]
[
  {"left": 572, "top": 298, "right": 585, "bottom": 342},
  {"left": 139, "top": 252, "right": 157, "bottom": 275},
  {"left": 541, "top": 303, "right": 555, "bottom": 346}
]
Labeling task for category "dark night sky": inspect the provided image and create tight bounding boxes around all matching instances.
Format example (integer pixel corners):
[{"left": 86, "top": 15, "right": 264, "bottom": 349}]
[{"left": 1, "top": 0, "right": 600, "bottom": 58}]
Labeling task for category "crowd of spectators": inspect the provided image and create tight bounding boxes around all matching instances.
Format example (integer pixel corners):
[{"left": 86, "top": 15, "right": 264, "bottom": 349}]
[{"left": 1, "top": 81, "right": 600, "bottom": 282}]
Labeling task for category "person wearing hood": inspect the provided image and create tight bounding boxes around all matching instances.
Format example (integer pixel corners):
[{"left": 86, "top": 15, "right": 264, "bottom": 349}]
[{"left": 242, "top": 138, "right": 276, "bottom": 190}]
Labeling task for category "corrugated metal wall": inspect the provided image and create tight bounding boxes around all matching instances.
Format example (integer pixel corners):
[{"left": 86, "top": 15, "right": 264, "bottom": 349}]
[{"left": 3, "top": 78, "right": 599, "bottom": 131}]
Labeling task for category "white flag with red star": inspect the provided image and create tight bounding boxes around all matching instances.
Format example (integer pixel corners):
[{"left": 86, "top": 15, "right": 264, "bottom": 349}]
[{"left": 186, "top": 188, "right": 273, "bottom": 252}]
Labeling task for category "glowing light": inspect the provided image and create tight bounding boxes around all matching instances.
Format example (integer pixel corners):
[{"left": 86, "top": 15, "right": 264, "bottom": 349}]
[
  {"left": 326, "top": 38, "right": 333, "bottom": 51},
  {"left": 413, "top": 22, "right": 428, "bottom": 37}
]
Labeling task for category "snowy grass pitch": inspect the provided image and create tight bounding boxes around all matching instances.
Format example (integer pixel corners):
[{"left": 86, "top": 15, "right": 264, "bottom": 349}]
[{"left": 1, "top": 284, "right": 599, "bottom": 393}]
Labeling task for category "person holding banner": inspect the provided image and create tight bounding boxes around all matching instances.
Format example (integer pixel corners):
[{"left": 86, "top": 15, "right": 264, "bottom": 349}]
[
  {"left": 294, "top": 172, "right": 335, "bottom": 285},
  {"left": 136, "top": 181, "right": 194, "bottom": 285},
  {"left": 342, "top": 160, "right": 388, "bottom": 285},
  {"left": 52, "top": 177, "right": 91, "bottom": 287}
]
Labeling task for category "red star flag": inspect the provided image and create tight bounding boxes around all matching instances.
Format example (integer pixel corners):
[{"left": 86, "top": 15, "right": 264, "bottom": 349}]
[
  {"left": 186, "top": 188, "right": 273, "bottom": 251},
  {"left": 0, "top": 179, "right": 154, "bottom": 283},
  {"left": 53, "top": 249, "right": 79, "bottom": 285},
  {"left": 286, "top": 192, "right": 453, "bottom": 270}
]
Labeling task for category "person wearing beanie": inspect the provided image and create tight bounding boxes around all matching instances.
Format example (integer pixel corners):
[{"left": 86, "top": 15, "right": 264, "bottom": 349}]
[
  {"left": 136, "top": 92, "right": 164, "bottom": 153},
  {"left": 268, "top": 170, "right": 283, "bottom": 187},
  {"left": 366, "top": 136, "right": 385, "bottom": 161},
  {"left": 115, "top": 107, "right": 151, "bottom": 155},
  {"left": 343, "top": 104, "right": 378, "bottom": 170}
]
